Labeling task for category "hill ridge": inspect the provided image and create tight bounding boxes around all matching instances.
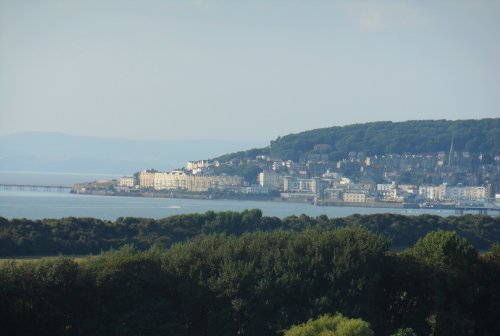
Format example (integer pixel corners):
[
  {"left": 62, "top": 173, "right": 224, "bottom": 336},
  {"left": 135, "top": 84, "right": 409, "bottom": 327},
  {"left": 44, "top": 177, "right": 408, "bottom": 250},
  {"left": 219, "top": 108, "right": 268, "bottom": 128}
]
[{"left": 216, "top": 118, "right": 500, "bottom": 162}]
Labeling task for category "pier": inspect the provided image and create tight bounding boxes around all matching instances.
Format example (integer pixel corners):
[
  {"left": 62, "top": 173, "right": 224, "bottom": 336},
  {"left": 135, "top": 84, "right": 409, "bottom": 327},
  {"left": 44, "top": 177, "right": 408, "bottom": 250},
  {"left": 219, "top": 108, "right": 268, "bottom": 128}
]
[{"left": 0, "top": 184, "right": 72, "bottom": 192}]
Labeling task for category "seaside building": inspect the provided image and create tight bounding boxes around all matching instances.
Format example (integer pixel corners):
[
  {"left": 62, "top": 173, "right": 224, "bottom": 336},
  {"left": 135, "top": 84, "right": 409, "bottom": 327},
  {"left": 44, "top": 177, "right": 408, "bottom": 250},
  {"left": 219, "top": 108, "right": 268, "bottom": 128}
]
[
  {"left": 419, "top": 184, "right": 446, "bottom": 201},
  {"left": 445, "top": 186, "right": 486, "bottom": 201},
  {"left": 119, "top": 176, "right": 135, "bottom": 187},
  {"left": 283, "top": 176, "right": 325, "bottom": 195},
  {"left": 342, "top": 192, "right": 367, "bottom": 203},
  {"left": 140, "top": 170, "right": 241, "bottom": 192},
  {"left": 139, "top": 171, "right": 156, "bottom": 189},
  {"left": 419, "top": 183, "right": 486, "bottom": 201},
  {"left": 258, "top": 171, "right": 283, "bottom": 190},
  {"left": 153, "top": 171, "right": 188, "bottom": 190}
]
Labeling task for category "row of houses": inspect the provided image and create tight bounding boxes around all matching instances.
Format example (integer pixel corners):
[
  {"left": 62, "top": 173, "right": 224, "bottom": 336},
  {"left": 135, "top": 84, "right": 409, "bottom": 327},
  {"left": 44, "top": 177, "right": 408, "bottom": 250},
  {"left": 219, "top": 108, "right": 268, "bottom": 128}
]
[
  {"left": 115, "top": 154, "right": 495, "bottom": 204},
  {"left": 256, "top": 171, "right": 491, "bottom": 203},
  {"left": 119, "top": 169, "right": 491, "bottom": 203},
  {"left": 122, "top": 170, "right": 242, "bottom": 193},
  {"left": 419, "top": 184, "right": 487, "bottom": 201}
]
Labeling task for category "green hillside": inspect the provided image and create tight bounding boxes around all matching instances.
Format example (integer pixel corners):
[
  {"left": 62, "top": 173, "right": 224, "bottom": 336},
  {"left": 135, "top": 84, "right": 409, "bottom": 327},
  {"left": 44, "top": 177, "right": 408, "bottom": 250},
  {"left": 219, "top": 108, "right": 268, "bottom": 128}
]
[{"left": 216, "top": 119, "right": 500, "bottom": 162}]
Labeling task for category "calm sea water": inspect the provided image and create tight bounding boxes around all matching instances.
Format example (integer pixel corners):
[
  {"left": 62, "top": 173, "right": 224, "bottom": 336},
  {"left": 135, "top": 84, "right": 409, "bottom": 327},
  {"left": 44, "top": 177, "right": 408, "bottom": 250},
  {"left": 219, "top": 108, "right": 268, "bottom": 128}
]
[
  {"left": 0, "top": 190, "right": 461, "bottom": 220},
  {"left": 0, "top": 170, "right": 122, "bottom": 186}
]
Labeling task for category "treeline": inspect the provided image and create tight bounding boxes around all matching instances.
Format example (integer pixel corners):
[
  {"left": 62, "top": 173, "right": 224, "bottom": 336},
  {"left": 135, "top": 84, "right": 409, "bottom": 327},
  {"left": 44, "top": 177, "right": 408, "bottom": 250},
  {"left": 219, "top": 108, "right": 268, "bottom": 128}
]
[
  {"left": 216, "top": 119, "right": 500, "bottom": 161},
  {"left": 0, "top": 211, "right": 499, "bottom": 256},
  {"left": 1, "top": 229, "right": 499, "bottom": 335}
]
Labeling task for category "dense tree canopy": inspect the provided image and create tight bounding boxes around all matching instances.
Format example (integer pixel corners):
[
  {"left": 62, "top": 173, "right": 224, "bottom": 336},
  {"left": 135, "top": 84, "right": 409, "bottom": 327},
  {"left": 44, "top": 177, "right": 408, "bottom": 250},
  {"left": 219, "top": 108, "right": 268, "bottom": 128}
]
[
  {"left": 216, "top": 119, "right": 500, "bottom": 161},
  {"left": 0, "top": 212, "right": 498, "bottom": 257},
  {"left": 1, "top": 229, "right": 499, "bottom": 335}
]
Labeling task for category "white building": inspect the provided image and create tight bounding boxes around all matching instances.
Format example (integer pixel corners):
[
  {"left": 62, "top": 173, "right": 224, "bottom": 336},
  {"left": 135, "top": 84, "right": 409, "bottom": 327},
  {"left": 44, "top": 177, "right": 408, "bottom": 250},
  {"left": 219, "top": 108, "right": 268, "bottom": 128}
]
[
  {"left": 140, "top": 170, "right": 241, "bottom": 192},
  {"left": 153, "top": 171, "right": 188, "bottom": 190},
  {"left": 419, "top": 183, "right": 486, "bottom": 201},
  {"left": 446, "top": 186, "right": 486, "bottom": 201},
  {"left": 322, "top": 170, "right": 341, "bottom": 179},
  {"left": 139, "top": 171, "right": 156, "bottom": 189},
  {"left": 119, "top": 176, "right": 135, "bottom": 187},
  {"left": 419, "top": 184, "right": 446, "bottom": 201},
  {"left": 343, "top": 192, "right": 366, "bottom": 203},
  {"left": 186, "top": 160, "right": 218, "bottom": 171},
  {"left": 283, "top": 177, "right": 325, "bottom": 195},
  {"left": 377, "top": 183, "right": 395, "bottom": 192},
  {"left": 258, "top": 171, "right": 283, "bottom": 190}
]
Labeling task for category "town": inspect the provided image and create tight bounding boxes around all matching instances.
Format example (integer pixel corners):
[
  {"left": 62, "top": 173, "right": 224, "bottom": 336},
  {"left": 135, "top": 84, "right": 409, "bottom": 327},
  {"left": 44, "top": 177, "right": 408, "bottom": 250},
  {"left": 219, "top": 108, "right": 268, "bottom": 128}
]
[{"left": 73, "top": 148, "right": 499, "bottom": 210}]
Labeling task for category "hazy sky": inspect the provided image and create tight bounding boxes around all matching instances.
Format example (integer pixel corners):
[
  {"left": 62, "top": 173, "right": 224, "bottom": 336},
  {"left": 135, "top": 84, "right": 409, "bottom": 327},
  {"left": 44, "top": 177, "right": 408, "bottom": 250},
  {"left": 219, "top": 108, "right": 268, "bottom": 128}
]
[{"left": 1, "top": 0, "right": 499, "bottom": 140}]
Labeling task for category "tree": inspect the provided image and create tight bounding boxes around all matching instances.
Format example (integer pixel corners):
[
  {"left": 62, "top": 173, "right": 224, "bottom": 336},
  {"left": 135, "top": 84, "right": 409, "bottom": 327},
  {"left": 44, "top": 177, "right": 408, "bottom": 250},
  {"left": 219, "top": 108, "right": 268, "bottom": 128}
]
[
  {"left": 403, "top": 231, "right": 479, "bottom": 335},
  {"left": 404, "top": 230, "right": 477, "bottom": 274},
  {"left": 284, "top": 313, "right": 374, "bottom": 336}
]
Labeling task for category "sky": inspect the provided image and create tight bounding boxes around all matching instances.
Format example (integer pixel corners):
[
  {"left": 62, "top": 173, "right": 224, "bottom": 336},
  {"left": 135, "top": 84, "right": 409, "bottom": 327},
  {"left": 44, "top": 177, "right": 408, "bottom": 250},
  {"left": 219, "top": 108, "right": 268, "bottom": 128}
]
[{"left": 0, "top": 0, "right": 499, "bottom": 141}]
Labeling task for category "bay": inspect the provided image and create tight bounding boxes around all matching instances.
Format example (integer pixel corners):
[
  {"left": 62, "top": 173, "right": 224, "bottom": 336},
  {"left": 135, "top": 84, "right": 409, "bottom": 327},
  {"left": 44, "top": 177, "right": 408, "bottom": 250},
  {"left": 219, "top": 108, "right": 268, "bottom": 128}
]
[{"left": 0, "top": 189, "right": 459, "bottom": 220}]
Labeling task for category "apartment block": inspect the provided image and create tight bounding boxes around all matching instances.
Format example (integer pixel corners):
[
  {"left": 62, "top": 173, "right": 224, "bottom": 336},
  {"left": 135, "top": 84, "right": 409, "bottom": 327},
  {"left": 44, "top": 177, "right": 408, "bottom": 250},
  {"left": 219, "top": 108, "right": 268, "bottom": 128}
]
[
  {"left": 258, "top": 171, "right": 283, "bottom": 190},
  {"left": 119, "top": 176, "right": 135, "bottom": 187},
  {"left": 343, "top": 192, "right": 366, "bottom": 203},
  {"left": 140, "top": 170, "right": 241, "bottom": 192}
]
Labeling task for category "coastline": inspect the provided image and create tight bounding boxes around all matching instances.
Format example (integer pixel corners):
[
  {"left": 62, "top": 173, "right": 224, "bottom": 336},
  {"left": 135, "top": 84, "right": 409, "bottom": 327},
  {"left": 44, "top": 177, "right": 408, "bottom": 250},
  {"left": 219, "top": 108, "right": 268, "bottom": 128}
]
[
  {"left": 70, "top": 190, "right": 499, "bottom": 215},
  {"left": 71, "top": 189, "right": 280, "bottom": 202}
]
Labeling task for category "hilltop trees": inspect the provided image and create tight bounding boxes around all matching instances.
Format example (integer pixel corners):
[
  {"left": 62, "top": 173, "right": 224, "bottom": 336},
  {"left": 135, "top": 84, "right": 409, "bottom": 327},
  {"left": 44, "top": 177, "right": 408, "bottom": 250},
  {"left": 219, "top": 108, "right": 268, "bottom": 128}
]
[{"left": 216, "top": 119, "right": 500, "bottom": 162}]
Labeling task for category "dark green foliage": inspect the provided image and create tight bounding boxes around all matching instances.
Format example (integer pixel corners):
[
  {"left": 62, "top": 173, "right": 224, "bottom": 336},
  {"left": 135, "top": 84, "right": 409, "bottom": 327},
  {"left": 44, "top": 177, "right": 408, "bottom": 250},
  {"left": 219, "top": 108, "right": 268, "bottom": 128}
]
[
  {"left": 0, "top": 212, "right": 498, "bottom": 256},
  {"left": 1, "top": 230, "right": 499, "bottom": 335},
  {"left": 163, "top": 228, "right": 390, "bottom": 335},
  {"left": 401, "top": 231, "right": 479, "bottom": 335},
  {"left": 391, "top": 328, "right": 418, "bottom": 336},
  {"left": 404, "top": 230, "right": 477, "bottom": 273},
  {"left": 216, "top": 119, "right": 500, "bottom": 161}
]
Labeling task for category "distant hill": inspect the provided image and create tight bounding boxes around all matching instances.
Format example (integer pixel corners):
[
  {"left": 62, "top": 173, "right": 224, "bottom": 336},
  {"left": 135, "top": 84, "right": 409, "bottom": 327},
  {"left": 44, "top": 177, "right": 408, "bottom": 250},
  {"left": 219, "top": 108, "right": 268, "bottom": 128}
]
[
  {"left": 216, "top": 119, "right": 500, "bottom": 162},
  {"left": 0, "top": 132, "right": 266, "bottom": 174}
]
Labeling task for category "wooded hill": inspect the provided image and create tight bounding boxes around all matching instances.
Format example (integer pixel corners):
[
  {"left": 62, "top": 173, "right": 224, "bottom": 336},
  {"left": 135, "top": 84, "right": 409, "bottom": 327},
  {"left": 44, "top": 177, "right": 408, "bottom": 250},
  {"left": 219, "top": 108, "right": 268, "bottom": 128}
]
[{"left": 216, "top": 119, "right": 500, "bottom": 162}]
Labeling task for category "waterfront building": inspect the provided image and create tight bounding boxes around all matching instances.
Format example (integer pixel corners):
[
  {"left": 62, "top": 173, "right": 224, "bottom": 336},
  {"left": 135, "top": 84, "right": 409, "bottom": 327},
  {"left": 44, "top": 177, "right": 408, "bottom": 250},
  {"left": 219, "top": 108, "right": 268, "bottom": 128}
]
[
  {"left": 258, "top": 171, "right": 283, "bottom": 190},
  {"left": 343, "top": 192, "right": 367, "bottom": 203},
  {"left": 153, "top": 171, "right": 188, "bottom": 190},
  {"left": 419, "top": 183, "right": 486, "bottom": 201},
  {"left": 139, "top": 171, "right": 156, "bottom": 189},
  {"left": 377, "top": 183, "right": 397, "bottom": 199},
  {"left": 283, "top": 176, "right": 325, "bottom": 195},
  {"left": 445, "top": 186, "right": 486, "bottom": 201},
  {"left": 119, "top": 176, "right": 135, "bottom": 187},
  {"left": 141, "top": 170, "right": 241, "bottom": 192},
  {"left": 242, "top": 184, "right": 269, "bottom": 194},
  {"left": 419, "top": 185, "right": 445, "bottom": 201},
  {"left": 398, "top": 184, "right": 418, "bottom": 194},
  {"left": 377, "top": 183, "right": 395, "bottom": 192},
  {"left": 186, "top": 175, "right": 242, "bottom": 192}
]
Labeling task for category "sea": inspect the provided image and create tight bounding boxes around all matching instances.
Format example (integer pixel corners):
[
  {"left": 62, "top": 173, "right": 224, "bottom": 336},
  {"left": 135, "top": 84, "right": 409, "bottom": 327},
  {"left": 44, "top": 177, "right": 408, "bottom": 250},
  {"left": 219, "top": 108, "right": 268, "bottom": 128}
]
[{"left": 0, "top": 170, "right": 465, "bottom": 221}]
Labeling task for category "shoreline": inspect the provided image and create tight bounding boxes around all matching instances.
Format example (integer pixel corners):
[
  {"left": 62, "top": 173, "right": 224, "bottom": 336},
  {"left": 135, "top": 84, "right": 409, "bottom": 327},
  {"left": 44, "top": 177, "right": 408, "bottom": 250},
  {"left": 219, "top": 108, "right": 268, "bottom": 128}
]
[
  {"left": 72, "top": 190, "right": 280, "bottom": 202},
  {"left": 71, "top": 190, "right": 499, "bottom": 214}
]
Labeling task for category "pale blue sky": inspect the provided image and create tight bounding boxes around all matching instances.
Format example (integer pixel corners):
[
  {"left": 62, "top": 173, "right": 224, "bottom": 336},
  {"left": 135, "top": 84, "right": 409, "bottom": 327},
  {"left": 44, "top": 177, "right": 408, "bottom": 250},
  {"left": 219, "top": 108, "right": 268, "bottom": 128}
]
[{"left": 1, "top": 0, "right": 499, "bottom": 140}]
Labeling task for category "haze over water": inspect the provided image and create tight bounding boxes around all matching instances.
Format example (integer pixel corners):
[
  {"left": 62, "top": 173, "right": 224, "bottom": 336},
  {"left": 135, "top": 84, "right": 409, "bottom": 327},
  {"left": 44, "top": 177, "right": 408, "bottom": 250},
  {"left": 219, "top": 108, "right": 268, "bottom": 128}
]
[{"left": 0, "top": 170, "right": 121, "bottom": 186}]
